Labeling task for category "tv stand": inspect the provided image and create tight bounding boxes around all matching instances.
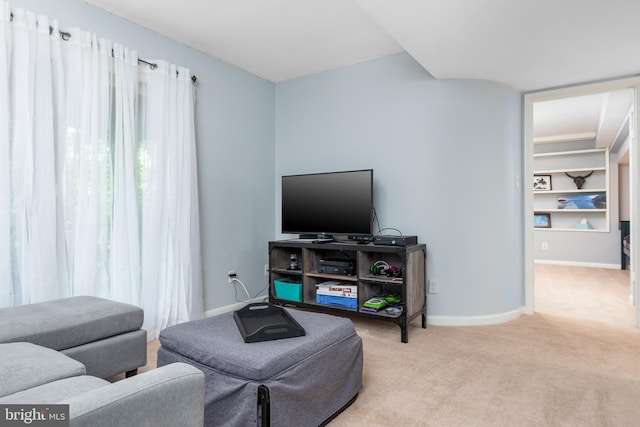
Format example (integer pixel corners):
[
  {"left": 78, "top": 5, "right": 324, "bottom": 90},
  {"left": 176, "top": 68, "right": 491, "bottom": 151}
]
[{"left": 268, "top": 240, "right": 427, "bottom": 343}]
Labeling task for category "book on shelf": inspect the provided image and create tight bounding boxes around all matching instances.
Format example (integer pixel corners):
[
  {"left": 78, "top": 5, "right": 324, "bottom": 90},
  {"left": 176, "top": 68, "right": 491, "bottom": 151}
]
[{"left": 316, "top": 281, "right": 357, "bottom": 296}]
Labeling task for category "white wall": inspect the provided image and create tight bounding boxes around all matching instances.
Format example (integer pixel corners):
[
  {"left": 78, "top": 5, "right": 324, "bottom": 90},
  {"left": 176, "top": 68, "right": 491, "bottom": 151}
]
[
  {"left": 12, "top": 0, "right": 277, "bottom": 312},
  {"left": 619, "top": 134, "right": 631, "bottom": 222},
  {"left": 620, "top": 164, "right": 630, "bottom": 221},
  {"left": 275, "top": 53, "right": 524, "bottom": 319}
]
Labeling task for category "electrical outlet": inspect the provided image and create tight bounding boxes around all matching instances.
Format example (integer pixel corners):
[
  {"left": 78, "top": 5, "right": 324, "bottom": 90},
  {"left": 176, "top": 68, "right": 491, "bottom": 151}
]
[
  {"left": 428, "top": 279, "right": 439, "bottom": 294},
  {"left": 228, "top": 270, "right": 236, "bottom": 284},
  {"left": 264, "top": 264, "right": 269, "bottom": 276},
  {"left": 541, "top": 242, "right": 548, "bottom": 250}
]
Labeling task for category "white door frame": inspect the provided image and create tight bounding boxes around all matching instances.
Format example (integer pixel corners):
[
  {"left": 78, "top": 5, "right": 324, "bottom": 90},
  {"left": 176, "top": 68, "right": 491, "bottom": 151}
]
[{"left": 523, "top": 77, "right": 640, "bottom": 326}]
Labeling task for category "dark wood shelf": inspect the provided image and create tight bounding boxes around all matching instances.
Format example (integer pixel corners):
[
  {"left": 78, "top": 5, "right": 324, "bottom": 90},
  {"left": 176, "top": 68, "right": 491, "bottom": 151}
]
[{"left": 268, "top": 240, "right": 427, "bottom": 343}]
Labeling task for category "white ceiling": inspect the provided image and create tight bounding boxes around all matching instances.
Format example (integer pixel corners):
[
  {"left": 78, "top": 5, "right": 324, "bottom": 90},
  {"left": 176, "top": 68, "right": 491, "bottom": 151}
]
[
  {"left": 359, "top": 0, "right": 640, "bottom": 92},
  {"left": 84, "top": 0, "right": 640, "bottom": 91},
  {"left": 534, "top": 89, "right": 633, "bottom": 149},
  {"left": 83, "top": 0, "right": 637, "bottom": 153},
  {"left": 83, "top": 0, "right": 404, "bottom": 84}
]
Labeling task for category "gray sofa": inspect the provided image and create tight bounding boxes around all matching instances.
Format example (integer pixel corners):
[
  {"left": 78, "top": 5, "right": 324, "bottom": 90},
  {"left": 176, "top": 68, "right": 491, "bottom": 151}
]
[
  {"left": 0, "top": 342, "right": 205, "bottom": 427},
  {"left": 0, "top": 296, "right": 206, "bottom": 426},
  {"left": 0, "top": 296, "right": 147, "bottom": 379}
]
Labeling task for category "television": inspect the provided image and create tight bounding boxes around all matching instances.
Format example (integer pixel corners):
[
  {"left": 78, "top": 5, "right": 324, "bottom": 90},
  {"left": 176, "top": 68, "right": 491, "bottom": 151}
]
[{"left": 281, "top": 169, "right": 373, "bottom": 239}]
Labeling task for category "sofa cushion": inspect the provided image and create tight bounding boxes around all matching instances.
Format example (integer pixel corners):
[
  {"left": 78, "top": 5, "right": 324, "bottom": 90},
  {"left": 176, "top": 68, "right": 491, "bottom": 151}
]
[
  {"left": 0, "top": 376, "right": 109, "bottom": 403},
  {"left": 0, "top": 296, "right": 143, "bottom": 350},
  {"left": 0, "top": 342, "right": 86, "bottom": 398}
]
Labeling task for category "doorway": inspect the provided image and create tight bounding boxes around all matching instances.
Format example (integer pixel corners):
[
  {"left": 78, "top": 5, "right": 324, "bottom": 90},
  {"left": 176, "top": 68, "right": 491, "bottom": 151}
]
[{"left": 524, "top": 78, "right": 640, "bottom": 327}]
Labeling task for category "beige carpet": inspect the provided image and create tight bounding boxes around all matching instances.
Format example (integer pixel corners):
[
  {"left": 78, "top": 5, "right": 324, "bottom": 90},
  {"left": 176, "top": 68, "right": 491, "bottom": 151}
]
[{"left": 138, "top": 265, "right": 640, "bottom": 426}]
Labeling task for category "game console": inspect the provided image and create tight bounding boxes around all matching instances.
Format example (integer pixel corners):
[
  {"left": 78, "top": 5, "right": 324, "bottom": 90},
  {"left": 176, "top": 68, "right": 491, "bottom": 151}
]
[
  {"left": 318, "top": 258, "right": 354, "bottom": 275},
  {"left": 373, "top": 235, "right": 418, "bottom": 246}
]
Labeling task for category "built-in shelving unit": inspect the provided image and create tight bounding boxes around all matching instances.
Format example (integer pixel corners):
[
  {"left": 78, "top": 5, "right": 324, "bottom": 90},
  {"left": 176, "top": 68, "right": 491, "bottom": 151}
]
[{"left": 533, "top": 148, "right": 609, "bottom": 232}]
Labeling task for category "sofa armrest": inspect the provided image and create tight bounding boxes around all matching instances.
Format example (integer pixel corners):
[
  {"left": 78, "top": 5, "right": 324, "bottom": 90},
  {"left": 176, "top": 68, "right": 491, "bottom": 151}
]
[{"left": 66, "top": 363, "right": 204, "bottom": 427}]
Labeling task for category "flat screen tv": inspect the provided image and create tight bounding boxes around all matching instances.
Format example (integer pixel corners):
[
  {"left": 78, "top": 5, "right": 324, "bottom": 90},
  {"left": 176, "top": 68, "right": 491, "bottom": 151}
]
[{"left": 281, "top": 169, "right": 373, "bottom": 238}]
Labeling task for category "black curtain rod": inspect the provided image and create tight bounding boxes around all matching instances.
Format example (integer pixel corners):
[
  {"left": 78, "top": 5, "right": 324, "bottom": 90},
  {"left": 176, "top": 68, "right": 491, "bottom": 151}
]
[
  {"left": 9, "top": 12, "right": 197, "bottom": 84},
  {"left": 138, "top": 58, "right": 158, "bottom": 70}
]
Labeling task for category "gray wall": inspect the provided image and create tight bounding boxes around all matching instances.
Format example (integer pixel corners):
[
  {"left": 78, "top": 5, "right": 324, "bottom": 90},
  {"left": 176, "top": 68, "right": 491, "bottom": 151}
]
[
  {"left": 275, "top": 53, "right": 524, "bottom": 318},
  {"left": 12, "top": 0, "right": 277, "bottom": 312}
]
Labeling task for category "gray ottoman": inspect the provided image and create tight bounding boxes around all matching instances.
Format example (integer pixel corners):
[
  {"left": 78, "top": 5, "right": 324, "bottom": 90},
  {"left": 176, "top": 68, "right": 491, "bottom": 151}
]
[{"left": 158, "top": 307, "right": 363, "bottom": 427}]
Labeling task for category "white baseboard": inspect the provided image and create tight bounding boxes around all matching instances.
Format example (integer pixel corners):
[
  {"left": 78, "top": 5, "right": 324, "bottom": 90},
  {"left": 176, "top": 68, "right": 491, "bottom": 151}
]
[
  {"left": 204, "top": 297, "right": 268, "bottom": 318},
  {"left": 208, "top": 300, "right": 526, "bottom": 327},
  {"left": 534, "top": 259, "right": 620, "bottom": 269},
  {"left": 427, "top": 307, "right": 524, "bottom": 327}
]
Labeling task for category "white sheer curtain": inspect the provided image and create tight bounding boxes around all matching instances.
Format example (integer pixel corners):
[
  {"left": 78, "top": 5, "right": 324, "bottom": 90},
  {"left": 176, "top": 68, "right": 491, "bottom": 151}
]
[
  {"left": 0, "top": 2, "right": 10, "bottom": 305},
  {"left": 4, "top": 8, "right": 62, "bottom": 304},
  {"left": 139, "top": 62, "right": 202, "bottom": 338},
  {"left": 61, "top": 28, "right": 112, "bottom": 299},
  {"left": 110, "top": 44, "right": 141, "bottom": 305},
  {"left": 0, "top": 2, "right": 203, "bottom": 338}
]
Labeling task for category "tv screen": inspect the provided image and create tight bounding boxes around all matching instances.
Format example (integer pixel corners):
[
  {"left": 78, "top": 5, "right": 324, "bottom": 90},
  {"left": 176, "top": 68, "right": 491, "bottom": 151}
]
[{"left": 281, "top": 169, "right": 373, "bottom": 237}]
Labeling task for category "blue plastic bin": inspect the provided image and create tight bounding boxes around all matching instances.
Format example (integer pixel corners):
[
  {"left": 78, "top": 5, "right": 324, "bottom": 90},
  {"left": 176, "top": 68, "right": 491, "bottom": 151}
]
[
  {"left": 316, "top": 294, "right": 357, "bottom": 309},
  {"left": 274, "top": 278, "right": 303, "bottom": 302}
]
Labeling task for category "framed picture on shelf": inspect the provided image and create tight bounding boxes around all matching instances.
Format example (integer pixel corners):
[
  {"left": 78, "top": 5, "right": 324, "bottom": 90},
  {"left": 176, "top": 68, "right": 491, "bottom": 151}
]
[
  {"left": 557, "top": 193, "right": 606, "bottom": 209},
  {"left": 533, "top": 175, "right": 552, "bottom": 191},
  {"left": 534, "top": 212, "right": 551, "bottom": 228}
]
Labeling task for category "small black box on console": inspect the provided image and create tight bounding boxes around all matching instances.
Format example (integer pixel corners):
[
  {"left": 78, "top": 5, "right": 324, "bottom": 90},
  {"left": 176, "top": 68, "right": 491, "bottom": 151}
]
[
  {"left": 318, "top": 258, "right": 354, "bottom": 275},
  {"left": 373, "top": 235, "right": 418, "bottom": 246}
]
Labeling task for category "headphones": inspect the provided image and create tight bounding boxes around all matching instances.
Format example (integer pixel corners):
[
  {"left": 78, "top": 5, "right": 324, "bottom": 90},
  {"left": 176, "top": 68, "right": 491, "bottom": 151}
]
[{"left": 370, "top": 260, "right": 402, "bottom": 277}]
